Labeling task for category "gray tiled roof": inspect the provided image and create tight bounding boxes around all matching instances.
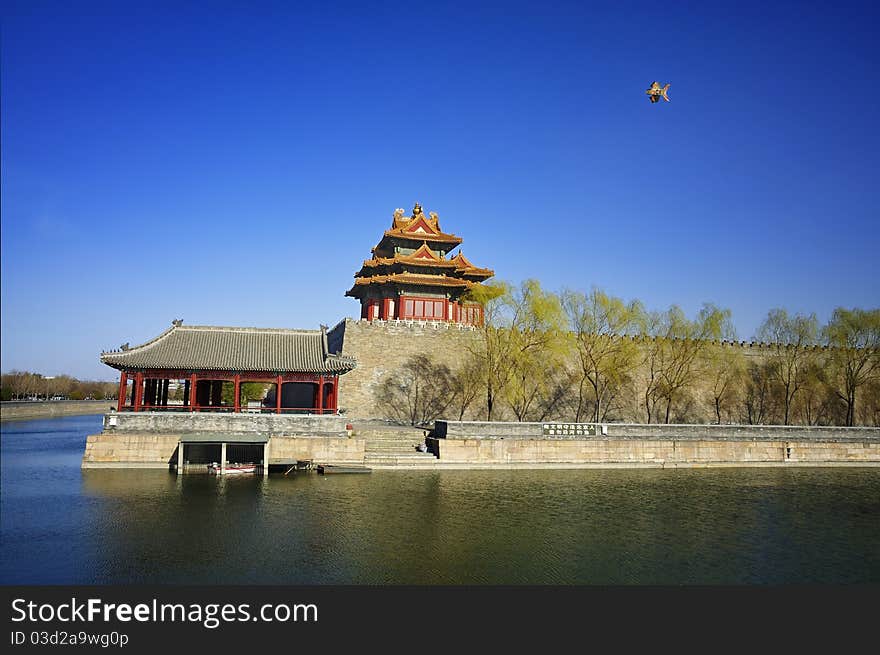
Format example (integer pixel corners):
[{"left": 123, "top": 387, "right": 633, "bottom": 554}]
[{"left": 101, "top": 325, "right": 357, "bottom": 374}]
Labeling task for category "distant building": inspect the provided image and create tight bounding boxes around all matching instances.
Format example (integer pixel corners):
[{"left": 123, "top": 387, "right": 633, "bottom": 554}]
[{"left": 345, "top": 203, "right": 494, "bottom": 325}]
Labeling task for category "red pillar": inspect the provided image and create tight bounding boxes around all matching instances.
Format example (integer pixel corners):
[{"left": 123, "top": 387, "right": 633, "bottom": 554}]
[
  {"left": 134, "top": 373, "right": 144, "bottom": 412},
  {"left": 118, "top": 372, "right": 128, "bottom": 410},
  {"left": 276, "top": 375, "right": 283, "bottom": 414},
  {"left": 189, "top": 373, "right": 198, "bottom": 411},
  {"left": 317, "top": 377, "right": 324, "bottom": 414},
  {"left": 381, "top": 298, "right": 391, "bottom": 320},
  {"left": 233, "top": 375, "right": 241, "bottom": 413}
]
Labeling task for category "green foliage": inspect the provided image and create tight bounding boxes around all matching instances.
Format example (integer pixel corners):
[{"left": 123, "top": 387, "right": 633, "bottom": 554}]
[
  {"left": 563, "top": 288, "right": 644, "bottom": 421},
  {"left": 756, "top": 308, "right": 820, "bottom": 424},
  {"left": 498, "top": 280, "right": 569, "bottom": 420},
  {"left": 640, "top": 303, "right": 736, "bottom": 423},
  {"left": 823, "top": 307, "right": 880, "bottom": 426},
  {"left": 461, "top": 281, "right": 508, "bottom": 308},
  {"left": 702, "top": 344, "right": 745, "bottom": 424}
]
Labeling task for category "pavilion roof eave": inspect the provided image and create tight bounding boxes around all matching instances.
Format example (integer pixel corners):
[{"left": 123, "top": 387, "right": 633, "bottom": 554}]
[
  {"left": 375, "top": 231, "right": 463, "bottom": 249},
  {"left": 100, "top": 324, "right": 358, "bottom": 375}
]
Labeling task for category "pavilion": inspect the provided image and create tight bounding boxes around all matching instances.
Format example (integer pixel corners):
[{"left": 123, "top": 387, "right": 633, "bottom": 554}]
[{"left": 101, "top": 322, "right": 356, "bottom": 414}]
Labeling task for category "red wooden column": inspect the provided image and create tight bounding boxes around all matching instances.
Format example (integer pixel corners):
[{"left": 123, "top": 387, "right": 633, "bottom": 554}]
[
  {"left": 381, "top": 298, "right": 391, "bottom": 320},
  {"left": 134, "top": 373, "right": 144, "bottom": 412},
  {"left": 317, "top": 377, "right": 324, "bottom": 414},
  {"left": 276, "top": 375, "right": 283, "bottom": 414},
  {"left": 189, "top": 373, "right": 198, "bottom": 411},
  {"left": 233, "top": 375, "right": 241, "bottom": 413},
  {"left": 117, "top": 372, "right": 128, "bottom": 410}
]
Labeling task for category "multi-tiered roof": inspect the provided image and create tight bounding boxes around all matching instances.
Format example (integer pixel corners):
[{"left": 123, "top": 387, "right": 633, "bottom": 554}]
[{"left": 345, "top": 203, "right": 493, "bottom": 324}]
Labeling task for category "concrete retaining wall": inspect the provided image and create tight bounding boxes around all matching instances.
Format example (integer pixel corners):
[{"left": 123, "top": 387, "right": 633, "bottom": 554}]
[{"left": 1, "top": 401, "right": 112, "bottom": 422}]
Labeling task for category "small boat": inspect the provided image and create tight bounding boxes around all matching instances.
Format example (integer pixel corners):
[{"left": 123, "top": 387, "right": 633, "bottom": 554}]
[
  {"left": 317, "top": 464, "right": 372, "bottom": 475},
  {"left": 208, "top": 463, "right": 257, "bottom": 475}
]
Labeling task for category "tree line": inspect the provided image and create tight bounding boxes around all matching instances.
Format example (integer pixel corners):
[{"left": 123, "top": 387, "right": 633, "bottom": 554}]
[
  {"left": 0, "top": 371, "right": 119, "bottom": 402},
  {"left": 377, "top": 281, "right": 880, "bottom": 427}
]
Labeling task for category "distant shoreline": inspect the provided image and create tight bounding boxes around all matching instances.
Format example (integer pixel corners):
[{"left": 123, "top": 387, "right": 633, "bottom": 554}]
[{"left": 0, "top": 400, "right": 112, "bottom": 422}]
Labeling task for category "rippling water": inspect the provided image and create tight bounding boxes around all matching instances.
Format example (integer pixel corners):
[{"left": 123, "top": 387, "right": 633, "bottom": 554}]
[{"left": 2, "top": 415, "right": 879, "bottom": 584}]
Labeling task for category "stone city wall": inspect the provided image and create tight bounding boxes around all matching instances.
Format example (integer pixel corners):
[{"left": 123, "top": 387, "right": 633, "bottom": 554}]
[
  {"left": 330, "top": 317, "right": 479, "bottom": 418},
  {"left": 330, "top": 318, "right": 876, "bottom": 425}
]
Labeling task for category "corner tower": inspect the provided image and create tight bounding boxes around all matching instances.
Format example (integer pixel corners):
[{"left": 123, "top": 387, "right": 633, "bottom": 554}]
[{"left": 345, "top": 203, "right": 494, "bottom": 325}]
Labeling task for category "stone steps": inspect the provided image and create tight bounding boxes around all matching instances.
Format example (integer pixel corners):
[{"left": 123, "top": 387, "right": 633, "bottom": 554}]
[
  {"left": 357, "top": 424, "right": 437, "bottom": 462},
  {"left": 364, "top": 452, "right": 438, "bottom": 466}
]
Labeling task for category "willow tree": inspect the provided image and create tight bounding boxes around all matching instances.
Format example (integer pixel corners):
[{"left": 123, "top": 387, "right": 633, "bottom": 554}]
[
  {"left": 500, "top": 280, "right": 568, "bottom": 421},
  {"left": 450, "top": 358, "right": 485, "bottom": 421},
  {"left": 562, "top": 288, "right": 643, "bottom": 422},
  {"left": 702, "top": 343, "right": 744, "bottom": 424},
  {"left": 823, "top": 307, "right": 880, "bottom": 426},
  {"left": 463, "top": 281, "right": 512, "bottom": 420},
  {"left": 756, "top": 309, "right": 819, "bottom": 425},
  {"left": 642, "top": 304, "right": 733, "bottom": 424}
]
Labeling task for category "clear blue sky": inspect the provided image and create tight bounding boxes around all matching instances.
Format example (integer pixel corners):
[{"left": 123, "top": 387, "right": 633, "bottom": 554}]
[{"left": 2, "top": 0, "right": 878, "bottom": 380}]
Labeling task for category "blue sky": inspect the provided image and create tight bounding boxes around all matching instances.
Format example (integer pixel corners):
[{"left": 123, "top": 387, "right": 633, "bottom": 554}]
[{"left": 2, "top": 0, "right": 878, "bottom": 380}]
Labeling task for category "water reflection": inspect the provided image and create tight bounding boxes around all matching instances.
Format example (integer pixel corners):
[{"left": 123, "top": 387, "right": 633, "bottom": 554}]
[{"left": 3, "top": 416, "right": 880, "bottom": 584}]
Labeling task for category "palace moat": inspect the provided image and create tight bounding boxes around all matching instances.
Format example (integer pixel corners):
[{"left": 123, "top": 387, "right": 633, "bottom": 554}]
[{"left": 3, "top": 415, "right": 879, "bottom": 584}]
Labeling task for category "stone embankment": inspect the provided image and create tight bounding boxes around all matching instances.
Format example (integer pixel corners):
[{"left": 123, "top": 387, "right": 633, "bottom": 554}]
[
  {"left": 77, "top": 409, "right": 880, "bottom": 470},
  {"left": 354, "top": 420, "right": 438, "bottom": 468},
  {"left": 82, "top": 412, "right": 364, "bottom": 469},
  {"left": 1, "top": 400, "right": 112, "bottom": 422},
  {"left": 426, "top": 421, "right": 880, "bottom": 468}
]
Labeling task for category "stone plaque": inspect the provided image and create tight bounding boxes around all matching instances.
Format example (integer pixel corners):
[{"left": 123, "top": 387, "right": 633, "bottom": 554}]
[{"left": 542, "top": 423, "right": 598, "bottom": 437}]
